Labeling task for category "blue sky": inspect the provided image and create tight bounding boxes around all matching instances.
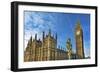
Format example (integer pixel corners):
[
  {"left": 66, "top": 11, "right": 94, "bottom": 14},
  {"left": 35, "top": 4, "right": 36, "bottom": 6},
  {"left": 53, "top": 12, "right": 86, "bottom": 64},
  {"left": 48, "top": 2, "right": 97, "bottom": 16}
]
[{"left": 24, "top": 11, "right": 90, "bottom": 57}]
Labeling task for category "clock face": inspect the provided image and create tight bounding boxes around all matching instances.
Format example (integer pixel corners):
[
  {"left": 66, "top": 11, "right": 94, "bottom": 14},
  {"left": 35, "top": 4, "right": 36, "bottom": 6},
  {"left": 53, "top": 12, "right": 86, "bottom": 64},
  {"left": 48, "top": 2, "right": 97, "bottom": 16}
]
[{"left": 76, "top": 31, "right": 80, "bottom": 35}]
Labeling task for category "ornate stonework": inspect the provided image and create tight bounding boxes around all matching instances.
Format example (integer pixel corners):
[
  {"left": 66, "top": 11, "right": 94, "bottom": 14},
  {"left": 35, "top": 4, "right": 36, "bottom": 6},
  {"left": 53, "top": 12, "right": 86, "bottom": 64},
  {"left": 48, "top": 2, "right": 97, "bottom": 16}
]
[
  {"left": 24, "top": 30, "right": 68, "bottom": 62},
  {"left": 24, "top": 21, "right": 85, "bottom": 62},
  {"left": 75, "top": 21, "right": 85, "bottom": 59}
]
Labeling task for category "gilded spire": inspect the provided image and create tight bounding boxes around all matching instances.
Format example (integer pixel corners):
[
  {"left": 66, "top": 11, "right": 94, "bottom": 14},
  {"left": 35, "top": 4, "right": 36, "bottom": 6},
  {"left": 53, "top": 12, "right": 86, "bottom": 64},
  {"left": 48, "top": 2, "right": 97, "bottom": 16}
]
[
  {"left": 77, "top": 20, "right": 81, "bottom": 25},
  {"left": 76, "top": 20, "right": 82, "bottom": 29}
]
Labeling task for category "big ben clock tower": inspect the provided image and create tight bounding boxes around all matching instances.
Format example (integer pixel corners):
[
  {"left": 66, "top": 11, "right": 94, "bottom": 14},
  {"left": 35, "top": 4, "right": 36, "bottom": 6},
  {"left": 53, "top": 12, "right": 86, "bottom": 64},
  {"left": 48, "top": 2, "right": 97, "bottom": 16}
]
[{"left": 75, "top": 21, "right": 85, "bottom": 59}]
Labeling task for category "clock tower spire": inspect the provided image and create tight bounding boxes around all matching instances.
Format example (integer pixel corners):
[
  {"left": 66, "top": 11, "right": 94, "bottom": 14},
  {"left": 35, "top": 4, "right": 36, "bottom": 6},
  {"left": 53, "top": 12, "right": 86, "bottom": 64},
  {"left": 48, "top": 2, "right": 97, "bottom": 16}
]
[{"left": 75, "top": 20, "right": 85, "bottom": 59}]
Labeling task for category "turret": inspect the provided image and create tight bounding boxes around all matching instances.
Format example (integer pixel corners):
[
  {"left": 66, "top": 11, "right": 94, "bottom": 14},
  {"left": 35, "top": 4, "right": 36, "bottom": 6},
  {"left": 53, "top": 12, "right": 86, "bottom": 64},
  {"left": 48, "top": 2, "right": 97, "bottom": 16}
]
[
  {"left": 55, "top": 33, "right": 57, "bottom": 43},
  {"left": 42, "top": 31, "right": 45, "bottom": 41},
  {"left": 48, "top": 29, "right": 51, "bottom": 36},
  {"left": 30, "top": 36, "right": 32, "bottom": 42},
  {"left": 35, "top": 33, "right": 37, "bottom": 40},
  {"left": 25, "top": 36, "right": 32, "bottom": 51},
  {"left": 28, "top": 36, "right": 32, "bottom": 46}
]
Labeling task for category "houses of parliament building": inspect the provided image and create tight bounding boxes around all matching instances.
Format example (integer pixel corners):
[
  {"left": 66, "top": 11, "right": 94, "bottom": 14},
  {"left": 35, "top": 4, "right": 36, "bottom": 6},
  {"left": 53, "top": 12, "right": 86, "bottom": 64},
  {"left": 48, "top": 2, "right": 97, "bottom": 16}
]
[{"left": 24, "top": 21, "right": 85, "bottom": 62}]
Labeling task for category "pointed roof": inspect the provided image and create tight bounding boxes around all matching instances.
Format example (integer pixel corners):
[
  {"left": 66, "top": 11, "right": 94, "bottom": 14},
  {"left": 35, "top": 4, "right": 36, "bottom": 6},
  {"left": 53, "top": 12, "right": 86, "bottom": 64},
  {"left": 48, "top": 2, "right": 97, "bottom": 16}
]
[
  {"left": 42, "top": 31, "right": 45, "bottom": 38},
  {"left": 55, "top": 32, "right": 57, "bottom": 40},
  {"left": 26, "top": 36, "right": 32, "bottom": 51},
  {"left": 76, "top": 20, "right": 82, "bottom": 29},
  {"left": 48, "top": 28, "right": 51, "bottom": 35},
  {"left": 30, "top": 35, "right": 32, "bottom": 42},
  {"left": 35, "top": 33, "right": 37, "bottom": 40}
]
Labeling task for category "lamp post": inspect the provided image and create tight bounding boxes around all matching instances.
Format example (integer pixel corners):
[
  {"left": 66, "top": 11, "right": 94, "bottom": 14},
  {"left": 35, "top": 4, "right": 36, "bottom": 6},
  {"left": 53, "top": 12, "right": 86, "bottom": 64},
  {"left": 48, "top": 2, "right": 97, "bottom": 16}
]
[{"left": 66, "top": 38, "right": 72, "bottom": 59}]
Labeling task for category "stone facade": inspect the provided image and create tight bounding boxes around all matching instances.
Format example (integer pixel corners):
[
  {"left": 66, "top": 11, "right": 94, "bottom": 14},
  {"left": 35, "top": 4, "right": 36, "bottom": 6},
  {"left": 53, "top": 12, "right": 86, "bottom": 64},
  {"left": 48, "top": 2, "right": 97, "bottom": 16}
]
[
  {"left": 24, "top": 21, "right": 85, "bottom": 62},
  {"left": 24, "top": 29, "right": 68, "bottom": 62}
]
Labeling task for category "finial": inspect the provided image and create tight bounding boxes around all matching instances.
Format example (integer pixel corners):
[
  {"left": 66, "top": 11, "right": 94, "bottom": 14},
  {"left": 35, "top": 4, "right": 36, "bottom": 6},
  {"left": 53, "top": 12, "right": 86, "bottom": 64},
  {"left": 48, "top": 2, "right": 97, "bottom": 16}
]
[
  {"left": 77, "top": 20, "right": 80, "bottom": 24},
  {"left": 76, "top": 20, "right": 81, "bottom": 27}
]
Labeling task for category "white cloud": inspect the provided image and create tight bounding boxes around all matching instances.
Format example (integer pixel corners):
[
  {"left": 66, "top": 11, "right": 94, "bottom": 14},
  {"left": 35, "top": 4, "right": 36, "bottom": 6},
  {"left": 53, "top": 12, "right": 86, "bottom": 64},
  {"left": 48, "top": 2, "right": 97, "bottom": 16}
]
[{"left": 24, "top": 11, "right": 56, "bottom": 49}]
